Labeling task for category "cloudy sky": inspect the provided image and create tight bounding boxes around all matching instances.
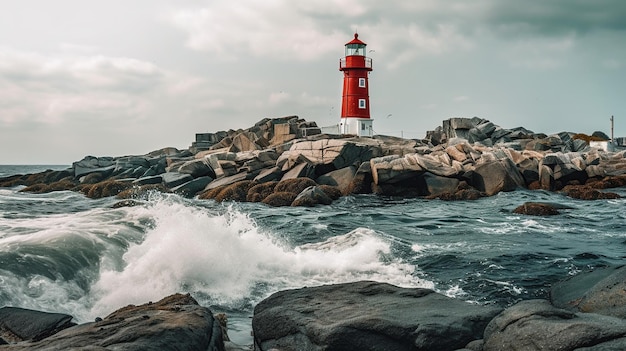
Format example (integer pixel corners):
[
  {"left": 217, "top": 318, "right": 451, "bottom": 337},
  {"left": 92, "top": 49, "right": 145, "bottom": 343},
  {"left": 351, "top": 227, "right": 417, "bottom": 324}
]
[{"left": 1, "top": 0, "right": 625, "bottom": 164}]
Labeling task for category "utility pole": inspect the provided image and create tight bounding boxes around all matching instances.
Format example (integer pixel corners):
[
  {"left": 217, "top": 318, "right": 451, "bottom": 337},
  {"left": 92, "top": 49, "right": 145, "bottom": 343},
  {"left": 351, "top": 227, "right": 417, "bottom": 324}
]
[{"left": 611, "top": 115, "right": 614, "bottom": 142}]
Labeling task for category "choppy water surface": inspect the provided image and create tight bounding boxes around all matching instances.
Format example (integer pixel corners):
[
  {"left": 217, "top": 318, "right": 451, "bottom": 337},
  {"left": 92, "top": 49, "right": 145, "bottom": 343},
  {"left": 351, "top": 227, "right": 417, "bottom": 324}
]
[{"left": 1, "top": 165, "right": 625, "bottom": 344}]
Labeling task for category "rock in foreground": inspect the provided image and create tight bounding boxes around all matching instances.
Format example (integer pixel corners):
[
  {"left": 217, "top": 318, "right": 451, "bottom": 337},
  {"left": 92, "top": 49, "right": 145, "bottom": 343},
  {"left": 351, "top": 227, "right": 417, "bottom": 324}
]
[
  {"left": 252, "top": 281, "right": 502, "bottom": 351},
  {"left": 0, "top": 293, "right": 225, "bottom": 351}
]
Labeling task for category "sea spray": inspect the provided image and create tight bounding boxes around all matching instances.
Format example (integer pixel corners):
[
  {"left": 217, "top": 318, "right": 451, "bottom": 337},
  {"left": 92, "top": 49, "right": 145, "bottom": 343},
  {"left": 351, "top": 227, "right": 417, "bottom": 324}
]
[{"left": 89, "top": 194, "right": 430, "bottom": 318}]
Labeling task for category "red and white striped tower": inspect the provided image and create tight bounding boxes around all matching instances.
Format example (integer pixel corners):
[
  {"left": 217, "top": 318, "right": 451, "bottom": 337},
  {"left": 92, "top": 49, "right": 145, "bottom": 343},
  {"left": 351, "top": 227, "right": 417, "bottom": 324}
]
[{"left": 339, "top": 33, "right": 373, "bottom": 136}]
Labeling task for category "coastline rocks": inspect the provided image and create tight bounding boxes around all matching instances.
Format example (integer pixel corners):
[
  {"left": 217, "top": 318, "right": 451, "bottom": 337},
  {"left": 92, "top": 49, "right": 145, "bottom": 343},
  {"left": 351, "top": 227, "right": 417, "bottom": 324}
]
[
  {"left": 551, "top": 265, "right": 626, "bottom": 319},
  {"left": 5, "top": 116, "right": 626, "bottom": 205},
  {"left": 252, "top": 281, "right": 502, "bottom": 351},
  {"left": 481, "top": 299, "right": 626, "bottom": 351},
  {"left": 0, "top": 293, "right": 225, "bottom": 351}
]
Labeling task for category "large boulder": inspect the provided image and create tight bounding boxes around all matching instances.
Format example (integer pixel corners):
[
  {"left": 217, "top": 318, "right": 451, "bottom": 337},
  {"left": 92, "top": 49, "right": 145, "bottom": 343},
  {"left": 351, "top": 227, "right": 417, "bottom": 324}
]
[
  {"left": 161, "top": 172, "right": 193, "bottom": 189},
  {"left": 370, "top": 155, "right": 422, "bottom": 184},
  {"left": 177, "top": 159, "right": 216, "bottom": 178},
  {"left": 0, "top": 307, "right": 74, "bottom": 343},
  {"left": 0, "top": 293, "right": 226, "bottom": 350},
  {"left": 252, "top": 281, "right": 501, "bottom": 351},
  {"left": 551, "top": 265, "right": 626, "bottom": 319},
  {"left": 512, "top": 202, "right": 560, "bottom": 216},
  {"left": 471, "top": 158, "right": 525, "bottom": 196},
  {"left": 291, "top": 186, "right": 333, "bottom": 206},
  {"left": 482, "top": 299, "right": 626, "bottom": 351},
  {"left": 277, "top": 139, "right": 380, "bottom": 175},
  {"left": 316, "top": 166, "right": 356, "bottom": 195},
  {"left": 72, "top": 156, "right": 116, "bottom": 178},
  {"left": 171, "top": 176, "right": 214, "bottom": 198},
  {"left": 422, "top": 173, "right": 460, "bottom": 197}
]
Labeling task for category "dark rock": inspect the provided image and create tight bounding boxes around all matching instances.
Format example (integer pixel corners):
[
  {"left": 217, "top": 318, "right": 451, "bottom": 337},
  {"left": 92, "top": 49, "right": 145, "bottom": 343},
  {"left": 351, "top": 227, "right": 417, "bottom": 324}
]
[
  {"left": 84, "top": 180, "right": 133, "bottom": 199},
  {"left": 281, "top": 162, "right": 316, "bottom": 180},
  {"left": 252, "top": 281, "right": 501, "bottom": 351},
  {"left": 247, "top": 182, "right": 278, "bottom": 202},
  {"left": 422, "top": 173, "right": 460, "bottom": 197},
  {"left": 177, "top": 159, "right": 216, "bottom": 179},
  {"left": 205, "top": 172, "right": 248, "bottom": 191},
  {"left": 472, "top": 159, "right": 525, "bottom": 196},
  {"left": 346, "top": 162, "right": 373, "bottom": 194},
  {"left": 0, "top": 307, "right": 74, "bottom": 343},
  {"left": 213, "top": 180, "right": 256, "bottom": 202},
  {"left": 482, "top": 299, "right": 626, "bottom": 351},
  {"left": 592, "top": 131, "right": 610, "bottom": 140},
  {"left": 274, "top": 178, "right": 317, "bottom": 195},
  {"left": 72, "top": 156, "right": 115, "bottom": 178},
  {"left": 316, "top": 166, "right": 356, "bottom": 195},
  {"left": 318, "top": 185, "right": 342, "bottom": 200},
  {"left": 262, "top": 192, "right": 297, "bottom": 207},
  {"left": 132, "top": 175, "right": 163, "bottom": 186},
  {"left": 561, "top": 185, "right": 621, "bottom": 200},
  {"left": 512, "top": 202, "right": 560, "bottom": 216},
  {"left": 116, "top": 184, "right": 169, "bottom": 199},
  {"left": 161, "top": 172, "right": 194, "bottom": 188},
  {"left": 172, "top": 176, "right": 214, "bottom": 197},
  {"left": 0, "top": 293, "right": 225, "bottom": 350},
  {"left": 111, "top": 199, "right": 142, "bottom": 208},
  {"left": 19, "top": 180, "right": 76, "bottom": 194},
  {"left": 551, "top": 265, "right": 626, "bottom": 319},
  {"left": 253, "top": 166, "right": 284, "bottom": 183},
  {"left": 291, "top": 186, "right": 333, "bottom": 206}
]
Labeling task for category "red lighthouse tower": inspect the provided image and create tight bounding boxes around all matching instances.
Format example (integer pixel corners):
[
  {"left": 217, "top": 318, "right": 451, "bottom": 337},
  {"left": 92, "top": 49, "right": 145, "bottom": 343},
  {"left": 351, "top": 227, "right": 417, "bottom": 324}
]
[{"left": 339, "top": 33, "right": 373, "bottom": 136}]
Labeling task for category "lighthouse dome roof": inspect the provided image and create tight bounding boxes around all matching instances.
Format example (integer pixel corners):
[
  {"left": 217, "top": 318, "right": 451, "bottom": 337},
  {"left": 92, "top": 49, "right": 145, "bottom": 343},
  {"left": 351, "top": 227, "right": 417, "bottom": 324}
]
[{"left": 345, "top": 33, "right": 366, "bottom": 46}]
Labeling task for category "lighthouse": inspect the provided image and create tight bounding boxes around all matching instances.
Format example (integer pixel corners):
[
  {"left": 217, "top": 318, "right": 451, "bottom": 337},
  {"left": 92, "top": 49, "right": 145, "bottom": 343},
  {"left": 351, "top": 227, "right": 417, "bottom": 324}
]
[{"left": 339, "top": 33, "right": 373, "bottom": 137}]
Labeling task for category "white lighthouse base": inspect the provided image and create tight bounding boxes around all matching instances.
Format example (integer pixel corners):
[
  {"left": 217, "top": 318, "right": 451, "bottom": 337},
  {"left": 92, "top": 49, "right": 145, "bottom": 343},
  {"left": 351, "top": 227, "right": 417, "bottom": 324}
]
[{"left": 340, "top": 118, "right": 374, "bottom": 137}]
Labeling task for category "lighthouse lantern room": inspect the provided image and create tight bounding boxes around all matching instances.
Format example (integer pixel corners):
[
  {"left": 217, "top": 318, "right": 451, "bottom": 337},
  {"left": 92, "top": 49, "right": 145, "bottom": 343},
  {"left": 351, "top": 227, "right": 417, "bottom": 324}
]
[{"left": 339, "top": 33, "right": 373, "bottom": 137}]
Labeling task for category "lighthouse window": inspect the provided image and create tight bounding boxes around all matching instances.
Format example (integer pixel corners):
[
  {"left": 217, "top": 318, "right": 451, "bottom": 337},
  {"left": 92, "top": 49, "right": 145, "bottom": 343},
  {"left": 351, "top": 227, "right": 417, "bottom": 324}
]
[
  {"left": 358, "top": 99, "right": 366, "bottom": 109},
  {"left": 359, "top": 78, "right": 366, "bottom": 88}
]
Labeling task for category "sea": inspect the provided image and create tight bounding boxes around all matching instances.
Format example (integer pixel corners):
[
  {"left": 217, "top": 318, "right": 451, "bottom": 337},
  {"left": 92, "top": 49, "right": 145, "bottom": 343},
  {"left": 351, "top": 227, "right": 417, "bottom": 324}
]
[{"left": 1, "top": 164, "right": 625, "bottom": 345}]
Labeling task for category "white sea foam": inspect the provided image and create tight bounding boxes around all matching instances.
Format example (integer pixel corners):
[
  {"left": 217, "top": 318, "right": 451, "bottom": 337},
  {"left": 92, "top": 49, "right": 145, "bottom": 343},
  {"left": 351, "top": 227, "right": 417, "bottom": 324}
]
[{"left": 89, "top": 197, "right": 431, "bottom": 318}]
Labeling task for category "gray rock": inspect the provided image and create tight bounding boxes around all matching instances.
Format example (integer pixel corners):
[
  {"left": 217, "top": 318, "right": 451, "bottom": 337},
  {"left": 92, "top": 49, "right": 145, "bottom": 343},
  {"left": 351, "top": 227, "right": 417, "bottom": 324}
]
[
  {"left": 132, "top": 175, "right": 163, "bottom": 186},
  {"left": 161, "top": 172, "right": 193, "bottom": 188},
  {"left": 252, "top": 281, "right": 501, "bottom": 351},
  {"left": 205, "top": 172, "right": 248, "bottom": 190},
  {"left": 278, "top": 139, "right": 379, "bottom": 173},
  {"left": 228, "top": 132, "right": 262, "bottom": 153},
  {"left": 254, "top": 166, "right": 284, "bottom": 183},
  {"left": 281, "top": 162, "right": 315, "bottom": 180},
  {"left": 423, "top": 173, "right": 460, "bottom": 197},
  {"left": 177, "top": 159, "right": 216, "bottom": 178},
  {"left": 471, "top": 159, "right": 525, "bottom": 196},
  {"left": 482, "top": 299, "right": 626, "bottom": 351},
  {"left": 0, "top": 307, "right": 74, "bottom": 343},
  {"left": 291, "top": 186, "right": 333, "bottom": 206},
  {"left": 172, "top": 176, "right": 214, "bottom": 197},
  {"left": 0, "top": 294, "right": 225, "bottom": 351},
  {"left": 551, "top": 265, "right": 626, "bottom": 319},
  {"left": 316, "top": 166, "right": 356, "bottom": 194},
  {"left": 370, "top": 154, "right": 422, "bottom": 184}
]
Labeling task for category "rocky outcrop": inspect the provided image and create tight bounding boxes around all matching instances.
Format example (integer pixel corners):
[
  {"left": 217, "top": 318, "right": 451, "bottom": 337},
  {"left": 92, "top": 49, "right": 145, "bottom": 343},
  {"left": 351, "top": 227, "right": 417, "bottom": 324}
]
[
  {"left": 551, "top": 265, "right": 626, "bottom": 319},
  {"left": 512, "top": 202, "right": 560, "bottom": 216},
  {"left": 481, "top": 299, "right": 626, "bottom": 351},
  {"left": 252, "top": 281, "right": 502, "bottom": 351},
  {"left": 4, "top": 116, "right": 626, "bottom": 204},
  {"left": 0, "top": 293, "right": 226, "bottom": 350}
]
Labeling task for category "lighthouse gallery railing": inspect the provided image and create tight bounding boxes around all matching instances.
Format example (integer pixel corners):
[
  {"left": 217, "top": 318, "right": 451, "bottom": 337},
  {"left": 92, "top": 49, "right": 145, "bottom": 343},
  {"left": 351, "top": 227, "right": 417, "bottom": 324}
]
[{"left": 339, "top": 57, "right": 372, "bottom": 69}]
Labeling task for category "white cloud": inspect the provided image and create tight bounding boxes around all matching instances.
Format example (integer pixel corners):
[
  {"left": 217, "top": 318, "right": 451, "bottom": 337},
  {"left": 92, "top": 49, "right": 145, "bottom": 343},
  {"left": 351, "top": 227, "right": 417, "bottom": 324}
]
[{"left": 170, "top": 0, "right": 348, "bottom": 61}]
